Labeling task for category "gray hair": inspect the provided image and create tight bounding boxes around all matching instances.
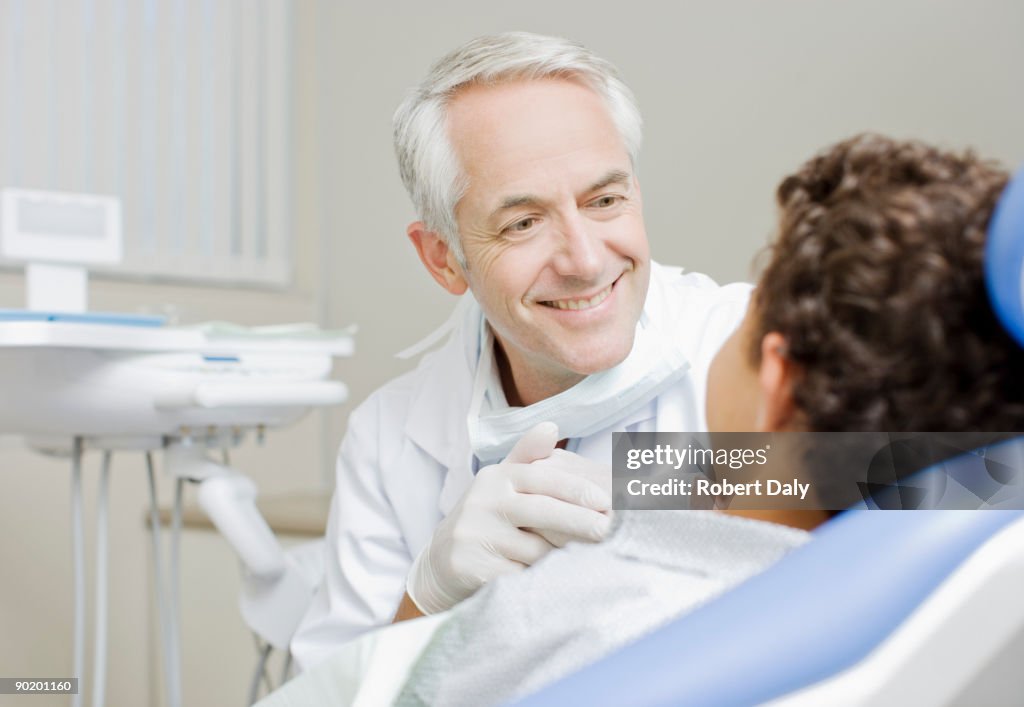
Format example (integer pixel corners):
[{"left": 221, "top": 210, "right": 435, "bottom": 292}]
[{"left": 393, "top": 32, "right": 643, "bottom": 266}]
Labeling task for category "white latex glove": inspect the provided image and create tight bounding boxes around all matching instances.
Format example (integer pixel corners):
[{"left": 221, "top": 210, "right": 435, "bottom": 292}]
[
  {"left": 406, "top": 422, "right": 612, "bottom": 614},
  {"left": 527, "top": 449, "right": 613, "bottom": 548}
]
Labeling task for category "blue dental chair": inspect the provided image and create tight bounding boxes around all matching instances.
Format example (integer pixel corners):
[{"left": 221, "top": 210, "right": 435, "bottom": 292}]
[{"left": 513, "top": 168, "right": 1024, "bottom": 707}]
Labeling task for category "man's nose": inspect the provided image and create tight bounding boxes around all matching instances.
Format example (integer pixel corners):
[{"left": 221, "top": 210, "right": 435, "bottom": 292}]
[{"left": 552, "top": 210, "right": 603, "bottom": 281}]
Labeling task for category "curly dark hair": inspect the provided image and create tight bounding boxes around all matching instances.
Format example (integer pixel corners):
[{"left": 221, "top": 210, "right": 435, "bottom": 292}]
[{"left": 754, "top": 133, "right": 1024, "bottom": 432}]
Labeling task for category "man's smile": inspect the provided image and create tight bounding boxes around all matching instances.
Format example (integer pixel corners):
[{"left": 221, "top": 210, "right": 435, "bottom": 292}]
[{"left": 540, "top": 281, "right": 614, "bottom": 311}]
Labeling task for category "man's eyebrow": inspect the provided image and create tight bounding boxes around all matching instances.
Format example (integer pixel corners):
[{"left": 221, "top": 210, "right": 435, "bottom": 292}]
[
  {"left": 494, "top": 194, "right": 542, "bottom": 214},
  {"left": 585, "top": 169, "right": 633, "bottom": 194},
  {"left": 487, "top": 169, "right": 633, "bottom": 221},
  {"left": 487, "top": 194, "right": 546, "bottom": 224}
]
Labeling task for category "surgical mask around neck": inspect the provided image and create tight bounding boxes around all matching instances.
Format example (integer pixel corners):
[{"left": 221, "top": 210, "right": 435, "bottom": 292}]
[{"left": 467, "top": 311, "right": 690, "bottom": 465}]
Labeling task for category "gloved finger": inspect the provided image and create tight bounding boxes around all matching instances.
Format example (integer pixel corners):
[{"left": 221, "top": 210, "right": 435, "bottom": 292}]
[
  {"left": 504, "top": 421, "right": 560, "bottom": 464},
  {"left": 534, "top": 452, "right": 612, "bottom": 498},
  {"left": 530, "top": 528, "right": 575, "bottom": 548},
  {"left": 448, "top": 543, "right": 526, "bottom": 582},
  {"left": 468, "top": 552, "right": 528, "bottom": 583},
  {"left": 530, "top": 525, "right": 615, "bottom": 548},
  {"left": 502, "top": 494, "right": 612, "bottom": 542},
  {"left": 509, "top": 464, "right": 612, "bottom": 511},
  {"left": 489, "top": 526, "right": 556, "bottom": 566}
]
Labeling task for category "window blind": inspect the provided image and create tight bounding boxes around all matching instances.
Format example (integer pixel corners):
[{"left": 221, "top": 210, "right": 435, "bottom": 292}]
[{"left": 0, "top": 0, "right": 292, "bottom": 287}]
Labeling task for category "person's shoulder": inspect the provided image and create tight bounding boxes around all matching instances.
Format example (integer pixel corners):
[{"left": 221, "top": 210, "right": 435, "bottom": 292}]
[
  {"left": 648, "top": 263, "right": 751, "bottom": 362},
  {"left": 351, "top": 336, "right": 472, "bottom": 429},
  {"left": 353, "top": 357, "right": 434, "bottom": 419},
  {"left": 651, "top": 261, "right": 751, "bottom": 316},
  {"left": 653, "top": 261, "right": 750, "bottom": 296}
]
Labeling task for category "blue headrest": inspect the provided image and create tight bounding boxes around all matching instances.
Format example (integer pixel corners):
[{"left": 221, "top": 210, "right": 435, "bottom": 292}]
[{"left": 986, "top": 164, "right": 1024, "bottom": 348}]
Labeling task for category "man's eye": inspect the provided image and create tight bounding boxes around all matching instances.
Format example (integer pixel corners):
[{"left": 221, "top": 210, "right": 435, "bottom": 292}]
[
  {"left": 504, "top": 217, "right": 537, "bottom": 233},
  {"left": 592, "top": 195, "right": 621, "bottom": 208}
]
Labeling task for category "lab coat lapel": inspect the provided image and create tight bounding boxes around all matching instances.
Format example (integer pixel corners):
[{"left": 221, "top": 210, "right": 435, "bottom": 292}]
[
  {"left": 439, "top": 432, "right": 475, "bottom": 517},
  {"left": 402, "top": 298, "right": 482, "bottom": 518}
]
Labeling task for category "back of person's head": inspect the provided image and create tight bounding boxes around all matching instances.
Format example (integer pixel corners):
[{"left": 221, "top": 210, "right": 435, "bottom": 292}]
[
  {"left": 754, "top": 133, "right": 1024, "bottom": 432},
  {"left": 392, "top": 31, "right": 642, "bottom": 264}
]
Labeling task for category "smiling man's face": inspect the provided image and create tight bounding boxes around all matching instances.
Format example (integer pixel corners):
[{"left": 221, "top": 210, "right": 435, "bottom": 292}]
[{"left": 446, "top": 77, "right": 650, "bottom": 399}]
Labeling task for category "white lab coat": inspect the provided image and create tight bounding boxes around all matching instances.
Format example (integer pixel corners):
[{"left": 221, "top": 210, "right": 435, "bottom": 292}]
[{"left": 291, "top": 263, "right": 750, "bottom": 671}]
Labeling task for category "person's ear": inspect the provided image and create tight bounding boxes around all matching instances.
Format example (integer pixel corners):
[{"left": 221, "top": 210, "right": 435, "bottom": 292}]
[
  {"left": 755, "top": 332, "right": 799, "bottom": 431},
  {"left": 407, "top": 221, "right": 468, "bottom": 295}
]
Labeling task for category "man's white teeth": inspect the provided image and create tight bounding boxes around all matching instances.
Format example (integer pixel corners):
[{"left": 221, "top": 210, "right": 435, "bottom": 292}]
[{"left": 545, "top": 285, "right": 612, "bottom": 311}]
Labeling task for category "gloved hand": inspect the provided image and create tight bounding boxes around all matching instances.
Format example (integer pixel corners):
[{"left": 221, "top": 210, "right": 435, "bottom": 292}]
[
  {"left": 406, "top": 422, "right": 612, "bottom": 614},
  {"left": 526, "top": 449, "right": 613, "bottom": 548}
]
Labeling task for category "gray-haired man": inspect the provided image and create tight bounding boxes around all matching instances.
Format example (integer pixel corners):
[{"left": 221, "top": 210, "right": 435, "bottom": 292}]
[{"left": 291, "top": 32, "right": 747, "bottom": 671}]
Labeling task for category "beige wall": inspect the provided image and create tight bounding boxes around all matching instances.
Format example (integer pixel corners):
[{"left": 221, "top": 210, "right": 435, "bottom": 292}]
[
  {"left": 316, "top": 0, "right": 1024, "bottom": 450},
  {"left": 2, "top": 1, "right": 1024, "bottom": 705}
]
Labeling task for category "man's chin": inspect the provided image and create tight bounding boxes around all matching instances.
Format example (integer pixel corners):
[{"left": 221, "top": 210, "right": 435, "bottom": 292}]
[{"left": 562, "top": 340, "right": 634, "bottom": 376}]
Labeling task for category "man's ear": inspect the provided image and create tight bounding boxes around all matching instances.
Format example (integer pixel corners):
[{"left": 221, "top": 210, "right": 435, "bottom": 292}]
[
  {"left": 756, "top": 332, "right": 799, "bottom": 431},
  {"left": 407, "top": 221, "right": 468, "bottom": 295}
]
